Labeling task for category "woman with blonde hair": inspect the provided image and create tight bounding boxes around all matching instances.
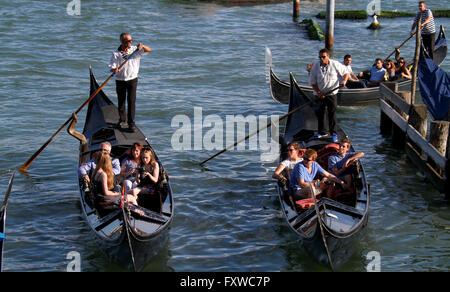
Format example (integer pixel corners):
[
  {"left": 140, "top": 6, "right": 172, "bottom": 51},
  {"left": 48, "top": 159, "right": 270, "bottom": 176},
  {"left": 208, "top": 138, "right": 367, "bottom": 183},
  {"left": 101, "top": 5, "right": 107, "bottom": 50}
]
[{"left": 92, "top": 152, "right": 137, "bottom": 210}]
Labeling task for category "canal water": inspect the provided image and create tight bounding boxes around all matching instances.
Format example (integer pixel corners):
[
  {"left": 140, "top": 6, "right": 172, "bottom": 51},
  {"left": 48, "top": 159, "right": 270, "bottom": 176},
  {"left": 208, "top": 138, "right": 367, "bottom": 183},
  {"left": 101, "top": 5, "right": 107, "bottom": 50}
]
[{"left": 0, "top": 0, "right": 449, "bottom": 271}]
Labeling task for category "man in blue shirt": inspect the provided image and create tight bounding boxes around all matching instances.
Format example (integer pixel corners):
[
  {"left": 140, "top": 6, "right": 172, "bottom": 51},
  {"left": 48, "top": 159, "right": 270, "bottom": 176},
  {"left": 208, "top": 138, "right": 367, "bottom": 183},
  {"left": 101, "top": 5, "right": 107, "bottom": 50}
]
[
  {"left": 290, "top": 149, "right": 344, "bottom": 200},
  {"left": 328, "top": 138, "right": 364, "bottom": 191},
  {"left": 78, "top": 142, "right": 121, "bottom": 186},
  {"left": 358, "top": 58, "right": 386, "bottom": 87}
]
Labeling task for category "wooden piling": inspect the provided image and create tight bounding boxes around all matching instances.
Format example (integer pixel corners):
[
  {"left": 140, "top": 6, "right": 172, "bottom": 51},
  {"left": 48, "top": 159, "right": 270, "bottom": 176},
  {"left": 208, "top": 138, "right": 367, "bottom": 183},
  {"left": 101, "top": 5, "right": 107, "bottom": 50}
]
[
  {"left": 392, "top": 122, "right": 405, "bottom": 149},
  {"left": 446, "top": 159, "right": 450, "bottom": 200},
  {"left": 430, "top": 121, "right": 449, "bottom": 157},
  {"left": 293, "top": 0, "right": 300, "bottom": 21},
  {"left": 382, "top": 82, "right": 398, "bottom": 92},
  {"left": 411, "top": 18, "right": 421, "bottom": 104},
  {"left": 397, "top": 91, "right": 412, "bottom": 119},
  {"left": 407, "top": 104, "right": 428, "bottom": 153},
  {"left": 380, "top": 111, "right": 393, "bottom": 136},
  {"left": 408, "top": 104, "right": 428, "bottom": 137},
  {"left": 379, "top": 83, "right": 449, "bottom": 199},
  {"left": 325, "top": 0, "right": 335, "bottom": 51}
]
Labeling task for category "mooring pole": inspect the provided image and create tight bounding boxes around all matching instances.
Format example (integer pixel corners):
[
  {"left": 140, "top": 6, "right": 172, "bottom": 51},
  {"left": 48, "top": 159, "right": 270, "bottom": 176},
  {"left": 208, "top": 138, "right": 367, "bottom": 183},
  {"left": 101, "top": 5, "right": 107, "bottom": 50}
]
[
  {"left": 293, "top": 0, "right": 300, "bottom": 21},
  {"left": 325, "top": 0, "right": 335, "bottom": 51},
  {"left": 411, "top": 18, "right": 421, "bottom": 105}
]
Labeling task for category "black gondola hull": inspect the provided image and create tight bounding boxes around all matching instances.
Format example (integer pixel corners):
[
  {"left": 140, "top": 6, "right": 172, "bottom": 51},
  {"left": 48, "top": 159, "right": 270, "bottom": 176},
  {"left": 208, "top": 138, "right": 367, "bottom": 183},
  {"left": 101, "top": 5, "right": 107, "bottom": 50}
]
[
  {"left": 77, "top": 68, "right": 174, "bottom": 271},
  {"left": 89, "top": 213, "right": 171, "bottom": 271},
  {"left": 277, "top": 73, "right": 370, "bottom": 270}
]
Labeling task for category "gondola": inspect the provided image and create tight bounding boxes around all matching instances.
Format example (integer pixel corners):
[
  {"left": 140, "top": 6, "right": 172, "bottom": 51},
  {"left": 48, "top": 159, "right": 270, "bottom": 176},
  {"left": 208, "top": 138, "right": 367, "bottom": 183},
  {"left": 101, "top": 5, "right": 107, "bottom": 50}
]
[
  {"left": 276, "top": 73, "right": 370, "bottom": 270},
  {"left": 270, "top": 25, "right": 447, "bottom": 106},
  {"left": 75, "top": 68, "right": 174, "bottom": 271}
]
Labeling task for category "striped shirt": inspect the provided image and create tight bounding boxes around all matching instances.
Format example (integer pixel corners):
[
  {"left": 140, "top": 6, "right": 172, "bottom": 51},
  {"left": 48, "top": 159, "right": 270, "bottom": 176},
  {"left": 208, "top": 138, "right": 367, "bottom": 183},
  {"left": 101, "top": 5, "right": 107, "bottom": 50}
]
[{"left": 415, "top": 9, "right": 436, "bottom": 35}]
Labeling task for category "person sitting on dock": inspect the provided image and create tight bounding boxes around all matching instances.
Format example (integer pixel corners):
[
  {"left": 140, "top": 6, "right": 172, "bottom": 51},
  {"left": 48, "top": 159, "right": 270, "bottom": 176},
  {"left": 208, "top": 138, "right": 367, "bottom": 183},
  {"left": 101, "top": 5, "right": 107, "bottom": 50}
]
[
  {"left": 272, "top": 142, "right": 305, "bottom": 190},
  {"left": 290, "top": 149, "right": 345, "bottom": 201},
  {"left": 78, "top": 141, "right": 121, "bottom": 190},
  {"left": 328, "top": 138, "right": 364, "bottom": 192},
  {"left": 358, "top": 58, "right": 386, "bottom": 87},
  {"left": 120, "top": 142, "right": 143, "bottom": 191}
]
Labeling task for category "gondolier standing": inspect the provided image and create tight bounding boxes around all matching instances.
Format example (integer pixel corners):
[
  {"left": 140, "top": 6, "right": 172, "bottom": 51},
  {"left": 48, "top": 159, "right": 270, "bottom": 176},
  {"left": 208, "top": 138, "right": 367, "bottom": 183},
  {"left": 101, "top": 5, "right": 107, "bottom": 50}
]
[
  {"left": 411, "top": 1, "right": 436, "bottom": 60},
  {"left": 309, "top": 48, "right": 349, "bottom": 143},
  {"left": 109, "top": 33, "right": 151, "bottom": 132}
]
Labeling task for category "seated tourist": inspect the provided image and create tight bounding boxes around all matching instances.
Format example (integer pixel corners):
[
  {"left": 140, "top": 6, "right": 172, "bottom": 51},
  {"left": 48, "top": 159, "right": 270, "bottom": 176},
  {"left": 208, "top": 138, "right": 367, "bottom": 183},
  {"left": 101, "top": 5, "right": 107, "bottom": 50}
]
[
  {"left": 272, "top": 142, "right": 305, "bottom": 189},
  {"left": 328, "top": 138, "right": 364, "bottom": 191},
  {"left": 120, "top": 142, "right": 143, "bottom": 191},
  {"left": 395, "top": 57, "right": 412, "bottom": 80},
  {"left": 78, "top": 141, "right": 120, "bottom": 188},
  {"left": 358, "top": 58, "right": 386, "bottom": 87},
  {"left": 384, "top": 59, "right": 397, "bottom": 81},
  {"left": 341, "top": 54, "right": 366, "bottom": 89},
  {"left": 91, "top": 152, "right": 137, "bottom": 212},
  {"left": 290, "top": 149, "right": 345, "bottom": 201},
  {"left": 131, "top": 147, "right": 160, "bottom": 200}
]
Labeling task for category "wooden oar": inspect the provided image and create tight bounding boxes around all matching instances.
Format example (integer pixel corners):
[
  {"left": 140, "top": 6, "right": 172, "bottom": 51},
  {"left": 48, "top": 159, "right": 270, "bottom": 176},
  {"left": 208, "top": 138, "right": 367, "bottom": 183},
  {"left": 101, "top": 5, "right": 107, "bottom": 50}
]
[
  {"left": 0, "top": 171, "right": 16, "bottom": 272},
  {"left": 199, "top": 86, "right": 341, "bottom": 166},
  {"left": 384, "top": 32, "right": 416, "bottom": 61},
  {"left": 18, "top": 49, "right": 140, "bottom": 172},
  {"left": 309, "top": 184, "right": 335, "bottom": 271}
]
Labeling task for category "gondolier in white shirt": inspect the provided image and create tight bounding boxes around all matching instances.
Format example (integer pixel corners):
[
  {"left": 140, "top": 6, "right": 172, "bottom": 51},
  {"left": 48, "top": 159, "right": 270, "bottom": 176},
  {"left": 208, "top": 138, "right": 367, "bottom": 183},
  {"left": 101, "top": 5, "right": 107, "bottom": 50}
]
[
  {"left": 411, "top": 1, "right": 436, "bottom": 60},
  {"left": 309, "top": 48, "right": 349, "bottom": 143},
  {"left": 109, "top": 33, "right": 151, "bottom": 132}
]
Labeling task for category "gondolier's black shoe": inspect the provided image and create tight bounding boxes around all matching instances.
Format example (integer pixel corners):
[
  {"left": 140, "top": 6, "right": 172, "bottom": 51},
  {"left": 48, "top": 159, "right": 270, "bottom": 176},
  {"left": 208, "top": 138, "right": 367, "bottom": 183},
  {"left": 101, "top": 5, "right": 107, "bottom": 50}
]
[
  {"left": 117, "top": 120, "right": 125, "bottom": 128},
  {"left": 128, "top": 123, "right": 137, "bottom": 132}
]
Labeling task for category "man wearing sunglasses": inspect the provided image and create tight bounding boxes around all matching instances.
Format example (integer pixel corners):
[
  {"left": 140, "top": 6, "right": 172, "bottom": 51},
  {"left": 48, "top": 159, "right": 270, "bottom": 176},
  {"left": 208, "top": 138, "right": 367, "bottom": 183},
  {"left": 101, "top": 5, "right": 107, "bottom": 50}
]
[
  {"left": 290, "top": 149, "right": 344, "bottom": 200},
  {"left": 109, "top": 33, "right": 151, "bottom": 132},
  {"left": 309, "top": 48, "right": 349, "bottom": 143}
]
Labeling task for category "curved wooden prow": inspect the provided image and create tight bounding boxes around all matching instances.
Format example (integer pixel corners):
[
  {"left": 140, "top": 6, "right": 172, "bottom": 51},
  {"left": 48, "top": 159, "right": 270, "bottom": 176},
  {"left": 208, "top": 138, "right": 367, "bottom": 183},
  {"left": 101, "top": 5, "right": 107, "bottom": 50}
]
[{"left": 67, "top": 113, "right": 89, "bottom": 165}]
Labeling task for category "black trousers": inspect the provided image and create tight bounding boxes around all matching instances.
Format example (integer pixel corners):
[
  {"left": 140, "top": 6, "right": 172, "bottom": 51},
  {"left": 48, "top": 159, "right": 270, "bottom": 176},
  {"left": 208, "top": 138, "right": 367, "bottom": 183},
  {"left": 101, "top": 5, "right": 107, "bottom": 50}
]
[
  {"left": 317, "top": 94, "right": 337, "bottom": 135},
  {"left": 422, "top": 33, "right": 435, "bottom": 60},
  {"left": 116, "top": 78, "right": 138, "bottom": 125}
]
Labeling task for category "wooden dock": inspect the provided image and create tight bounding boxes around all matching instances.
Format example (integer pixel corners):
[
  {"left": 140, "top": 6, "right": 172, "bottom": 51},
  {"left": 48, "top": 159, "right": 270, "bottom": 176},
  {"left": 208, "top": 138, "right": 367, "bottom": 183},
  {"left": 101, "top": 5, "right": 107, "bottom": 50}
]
[{"left": 379, "top": 83, "right": 450, "bottom": 199}]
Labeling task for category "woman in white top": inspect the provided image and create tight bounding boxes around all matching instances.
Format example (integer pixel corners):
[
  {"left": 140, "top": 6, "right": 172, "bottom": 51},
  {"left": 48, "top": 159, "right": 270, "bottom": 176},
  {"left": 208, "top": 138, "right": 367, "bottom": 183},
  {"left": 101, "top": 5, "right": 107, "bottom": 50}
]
[{"left": 272, "top": 142, "right": 304, "bottom": 183}]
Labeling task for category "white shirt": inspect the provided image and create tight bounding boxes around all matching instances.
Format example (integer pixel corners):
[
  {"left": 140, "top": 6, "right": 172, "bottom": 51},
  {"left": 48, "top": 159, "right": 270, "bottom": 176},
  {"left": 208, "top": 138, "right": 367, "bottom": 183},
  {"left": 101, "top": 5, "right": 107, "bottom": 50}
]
[
  {"left": 339, "top": 64, "right": 353, "bottom": 83},
  {"left": 309, "top": 59, "right": 348, "bottom": 95},
  {"left": 108, "top": 45, "right": 149, "bottom": 81},
  {"left": 281, "top": 158, "right": 302, "bottom": 179}
]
